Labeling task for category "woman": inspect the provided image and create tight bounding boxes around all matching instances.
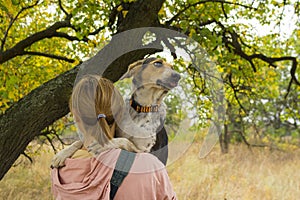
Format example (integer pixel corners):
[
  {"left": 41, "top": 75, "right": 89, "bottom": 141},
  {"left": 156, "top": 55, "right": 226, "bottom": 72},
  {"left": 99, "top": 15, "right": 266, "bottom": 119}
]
[{"left": 51, "top": 75, "right": 176, "bottom": 200}]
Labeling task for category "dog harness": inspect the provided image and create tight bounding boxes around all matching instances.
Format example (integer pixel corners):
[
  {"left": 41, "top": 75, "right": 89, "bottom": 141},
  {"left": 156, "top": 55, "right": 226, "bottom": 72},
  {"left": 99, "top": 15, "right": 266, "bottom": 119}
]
[
  {"left": 110, "top": 150, "right": 136, "bottom": 200},
  {"left": 130, "top": 96, "right": 159, "bottom": 113}
]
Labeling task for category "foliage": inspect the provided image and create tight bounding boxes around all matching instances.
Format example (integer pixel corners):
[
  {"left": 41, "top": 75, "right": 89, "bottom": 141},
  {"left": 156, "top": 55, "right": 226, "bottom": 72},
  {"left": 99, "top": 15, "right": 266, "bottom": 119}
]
[
  {"left": 0, "top": 0, "right": 113, "bottom": 113},
  {"left": 0, "top": 0, "right": 299, "bottom": 157},
  {"left": 158, "top": 0, "right": 300, "bottom": 150}
]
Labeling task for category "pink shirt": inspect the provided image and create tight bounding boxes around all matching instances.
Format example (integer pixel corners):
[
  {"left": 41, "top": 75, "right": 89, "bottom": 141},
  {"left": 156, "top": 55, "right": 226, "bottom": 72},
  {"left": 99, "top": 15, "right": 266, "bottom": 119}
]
[{"left": 51, "top": 148, "right": 177, "bottom": 200}]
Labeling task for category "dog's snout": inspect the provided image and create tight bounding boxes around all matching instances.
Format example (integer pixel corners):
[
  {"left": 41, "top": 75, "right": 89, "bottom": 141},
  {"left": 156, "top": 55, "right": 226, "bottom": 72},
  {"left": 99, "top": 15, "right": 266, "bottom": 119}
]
[{"left": 172, "top": 73, "right": 181, "bottom": 81}]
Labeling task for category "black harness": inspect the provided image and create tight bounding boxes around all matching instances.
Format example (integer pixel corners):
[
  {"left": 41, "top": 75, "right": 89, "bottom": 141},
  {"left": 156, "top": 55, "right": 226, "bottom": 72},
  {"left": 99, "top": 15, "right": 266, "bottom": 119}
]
[{"left": 109, "top": 150, "right": 136, "bottom": 200}]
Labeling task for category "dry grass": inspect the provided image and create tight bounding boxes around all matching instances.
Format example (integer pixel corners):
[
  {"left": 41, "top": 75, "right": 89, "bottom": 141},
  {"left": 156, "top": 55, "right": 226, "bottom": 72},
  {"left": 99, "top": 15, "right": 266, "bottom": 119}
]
[
  {"left": 168, "top": 143, "right": 300, "bottom": 200},
  {"left": 0, "top": 147, "right": 54, "bottom": 200},
  {"left": 0, "top": 143, "right": 299, "bottom": 200}
]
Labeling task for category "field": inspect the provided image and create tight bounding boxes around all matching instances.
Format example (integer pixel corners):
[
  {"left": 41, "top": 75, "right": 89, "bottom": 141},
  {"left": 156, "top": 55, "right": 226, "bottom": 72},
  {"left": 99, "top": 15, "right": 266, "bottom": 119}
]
[{"left": 0, "top": 142, "right": 299, "bottom": 200}]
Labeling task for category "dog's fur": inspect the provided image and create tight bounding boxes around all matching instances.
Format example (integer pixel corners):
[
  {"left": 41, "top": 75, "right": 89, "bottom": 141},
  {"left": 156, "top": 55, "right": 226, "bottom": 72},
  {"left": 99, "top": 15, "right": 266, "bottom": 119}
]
[{"left": 51, "top": 58, "right": 180, "bottom": 167}]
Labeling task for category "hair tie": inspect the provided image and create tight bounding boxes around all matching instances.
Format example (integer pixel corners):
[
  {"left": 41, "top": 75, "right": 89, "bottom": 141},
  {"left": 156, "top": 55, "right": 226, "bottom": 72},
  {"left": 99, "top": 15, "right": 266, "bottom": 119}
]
[{"left": 97, "top": 114, "right": 106, "bottom": 120}]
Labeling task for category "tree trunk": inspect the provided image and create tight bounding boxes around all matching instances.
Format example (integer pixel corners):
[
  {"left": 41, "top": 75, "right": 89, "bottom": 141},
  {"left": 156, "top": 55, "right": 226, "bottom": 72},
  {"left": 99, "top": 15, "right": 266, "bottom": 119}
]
[
  {"left": 219, "top": 123, "right": 230, "bottom": 153},
  {"left": 0, "top": 67, "right": 78, "bottom": 180}
]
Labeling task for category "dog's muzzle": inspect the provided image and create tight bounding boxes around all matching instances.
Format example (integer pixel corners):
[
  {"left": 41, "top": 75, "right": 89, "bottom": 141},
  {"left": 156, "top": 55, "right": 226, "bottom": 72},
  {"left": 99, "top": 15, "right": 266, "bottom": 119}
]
[{"left": 157, "top": 72, "right": 181, "bottom": 90}]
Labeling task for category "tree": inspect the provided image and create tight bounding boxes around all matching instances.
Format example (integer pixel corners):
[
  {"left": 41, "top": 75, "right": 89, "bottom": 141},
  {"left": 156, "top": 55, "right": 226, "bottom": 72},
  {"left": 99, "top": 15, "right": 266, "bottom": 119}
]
[{"left": 0, "top": 0, "right": 299, "bottom": 179}]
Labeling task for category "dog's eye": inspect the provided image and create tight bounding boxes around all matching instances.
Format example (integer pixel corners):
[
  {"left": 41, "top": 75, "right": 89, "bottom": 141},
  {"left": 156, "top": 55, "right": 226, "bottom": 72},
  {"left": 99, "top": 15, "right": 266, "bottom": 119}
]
[{"left": 153, "top": 61, "right": 163, "bottom": 67}]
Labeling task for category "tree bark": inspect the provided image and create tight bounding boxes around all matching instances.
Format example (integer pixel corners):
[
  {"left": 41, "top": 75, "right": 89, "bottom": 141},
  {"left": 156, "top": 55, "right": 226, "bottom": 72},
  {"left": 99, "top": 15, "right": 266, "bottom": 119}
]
[
  {"left": 220, "top": 123, "right": 229, "bottom": 153},
  {"left": 0, "top": 67, "right": 77, "bottom": 179},
  {"left": 0, "top": 0, "right": 166, "bottom": 180}
]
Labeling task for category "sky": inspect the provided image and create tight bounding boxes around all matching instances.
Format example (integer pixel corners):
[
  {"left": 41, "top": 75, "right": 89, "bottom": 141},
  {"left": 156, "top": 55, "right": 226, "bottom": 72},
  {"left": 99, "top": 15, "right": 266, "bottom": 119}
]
[{"left": 229, "top": 2, "right": 298, "bottom": 40}]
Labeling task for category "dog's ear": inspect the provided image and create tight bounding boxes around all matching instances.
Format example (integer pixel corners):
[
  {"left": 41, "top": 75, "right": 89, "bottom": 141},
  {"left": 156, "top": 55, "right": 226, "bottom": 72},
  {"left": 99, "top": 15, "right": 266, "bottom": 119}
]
[{"left": 120, "top": 59, "right": 144, "bottom": 80}]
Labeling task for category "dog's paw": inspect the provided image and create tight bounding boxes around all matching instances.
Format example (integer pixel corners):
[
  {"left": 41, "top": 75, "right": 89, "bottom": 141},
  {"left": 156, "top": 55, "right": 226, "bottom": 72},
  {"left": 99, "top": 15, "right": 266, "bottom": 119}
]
[
  {"left": 87, "top": 141, "right": 105, "bottom": 156},
  {"left": 50, "top": 141, "right": 83, "bottom": 168},
  {"left": 110, "top": 138, "right": 143, "bottom": 153},
  {"left": 51, "top": 150, "right": 69, "bottom": 168}
]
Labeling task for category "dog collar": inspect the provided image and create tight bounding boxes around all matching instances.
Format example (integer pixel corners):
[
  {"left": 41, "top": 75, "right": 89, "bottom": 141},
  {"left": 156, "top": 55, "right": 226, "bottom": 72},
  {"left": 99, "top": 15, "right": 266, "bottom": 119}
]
[{"left": 130, "top": 96, "right": 159, "bottom": 113}]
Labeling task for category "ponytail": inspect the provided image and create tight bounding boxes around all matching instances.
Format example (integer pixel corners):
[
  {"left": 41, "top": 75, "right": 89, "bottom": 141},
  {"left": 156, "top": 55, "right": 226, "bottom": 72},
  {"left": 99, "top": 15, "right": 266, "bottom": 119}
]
[
  {"left": 70, "top": 75, "right": 123, "bottom": 147},
  {"left": 97, "top": 118, "right": 114, "bottom": 140}
]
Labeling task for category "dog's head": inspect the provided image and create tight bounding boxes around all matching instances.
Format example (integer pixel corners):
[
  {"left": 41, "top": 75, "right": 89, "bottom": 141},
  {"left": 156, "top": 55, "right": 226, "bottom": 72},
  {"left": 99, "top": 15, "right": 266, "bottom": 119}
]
[{"left": 120, "top": 57, "right": 181, "bottom": 91}]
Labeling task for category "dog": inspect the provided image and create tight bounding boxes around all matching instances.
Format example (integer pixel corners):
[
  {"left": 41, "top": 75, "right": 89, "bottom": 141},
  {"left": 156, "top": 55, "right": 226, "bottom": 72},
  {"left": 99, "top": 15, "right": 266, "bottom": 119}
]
[{"left": 51, "top": 58, "right": 180, "bottom": 167}]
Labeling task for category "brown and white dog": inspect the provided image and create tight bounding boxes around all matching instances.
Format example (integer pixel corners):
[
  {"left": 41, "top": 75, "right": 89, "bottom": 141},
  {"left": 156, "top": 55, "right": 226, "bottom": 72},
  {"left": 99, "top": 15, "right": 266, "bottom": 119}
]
[{"left": 51, "top": 58, "right": 180, "bottom": 167}]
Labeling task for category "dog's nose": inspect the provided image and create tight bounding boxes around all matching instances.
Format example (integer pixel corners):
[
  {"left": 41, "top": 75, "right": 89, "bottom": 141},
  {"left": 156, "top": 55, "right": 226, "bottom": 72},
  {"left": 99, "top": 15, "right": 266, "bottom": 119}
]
[{"left": 172, "top": 73, "right": 181, "bottom": 81}]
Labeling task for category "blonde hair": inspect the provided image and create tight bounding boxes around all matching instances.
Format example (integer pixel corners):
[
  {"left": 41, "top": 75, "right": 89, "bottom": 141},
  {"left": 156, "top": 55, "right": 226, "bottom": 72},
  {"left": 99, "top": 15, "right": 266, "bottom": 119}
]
[{"left": 70, "top": 75, "right": 124, "bottom": 146}]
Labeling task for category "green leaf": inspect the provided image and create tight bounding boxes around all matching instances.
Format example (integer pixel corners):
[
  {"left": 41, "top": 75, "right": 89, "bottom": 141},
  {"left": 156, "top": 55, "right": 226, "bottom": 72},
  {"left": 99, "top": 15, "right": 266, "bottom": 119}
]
[
  {"left": 0, "top": 2, "right": 9, "bottom": 12},
  {"left": 11, "top": 0, "right": 19, "bottom": 6}
]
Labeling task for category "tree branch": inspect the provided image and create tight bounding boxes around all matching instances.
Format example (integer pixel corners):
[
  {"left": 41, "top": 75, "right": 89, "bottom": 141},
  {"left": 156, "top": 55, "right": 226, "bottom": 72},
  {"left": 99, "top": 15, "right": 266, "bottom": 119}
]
[
  {"left": 88, "top": 25, "right": 106, "bottom": 36},
  {"left": 108, "top": 2, "right": 122, "bottom": 30},
  {"left": 0, "top": 0, "right": 39, "bottom": 51},
  {"left": 216, "top": 21, "right": 300, "bottom": 97},
  {"left": 21, "top": 152, "right": 33, "bottom": 163},
  {"left": 23, "top": 51, "right": 76, "bottom": 63},
  {"left": 51, "top": 24, "right": 105, "bottom": 42},
  {"left": 227, "top": 73, "right": 248, "bottom": 114},
  {"left": 0, "top": 19, "right": 72, "bottom": 64},
  {"left": 166, "top": 0, "right": 257, "bottom": 25},
  {"left": 53, "top": 31, "right": 88, "bottom": 42},
  {"left": 58, "top": 0, "right": 70, "bottom": 17},
  {"left": 0, "top": 0, "right": 107, "bottom": 64},
  {"left": 221, "top": 2, "right": 228, "bottom": 19}
]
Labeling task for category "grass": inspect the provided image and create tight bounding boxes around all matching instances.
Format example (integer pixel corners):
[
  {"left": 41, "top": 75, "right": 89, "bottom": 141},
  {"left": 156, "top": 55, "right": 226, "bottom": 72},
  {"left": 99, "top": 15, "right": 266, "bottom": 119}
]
[
  {"left": 168, "top": 143, "right": 300, "bottom": 200},
  {"left": 0, "top": 142, "right": 299, "bottom": 200},
  {"left": 0, "top": 147, "right": 53, "bottom": 200}
]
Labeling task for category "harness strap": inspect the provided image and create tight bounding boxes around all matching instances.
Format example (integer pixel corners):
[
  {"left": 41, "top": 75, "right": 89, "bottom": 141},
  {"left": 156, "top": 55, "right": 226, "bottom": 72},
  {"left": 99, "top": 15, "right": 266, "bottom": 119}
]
[{"left": 110, "top": 150, "right": 136, "bottom": 200}]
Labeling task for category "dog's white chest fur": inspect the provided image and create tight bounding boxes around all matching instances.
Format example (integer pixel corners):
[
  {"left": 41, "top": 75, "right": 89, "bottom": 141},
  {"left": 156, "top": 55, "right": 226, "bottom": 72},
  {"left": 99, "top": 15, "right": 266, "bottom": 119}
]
[{"left": 116, "top": 100, "right": 166, "bottom": 152}]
